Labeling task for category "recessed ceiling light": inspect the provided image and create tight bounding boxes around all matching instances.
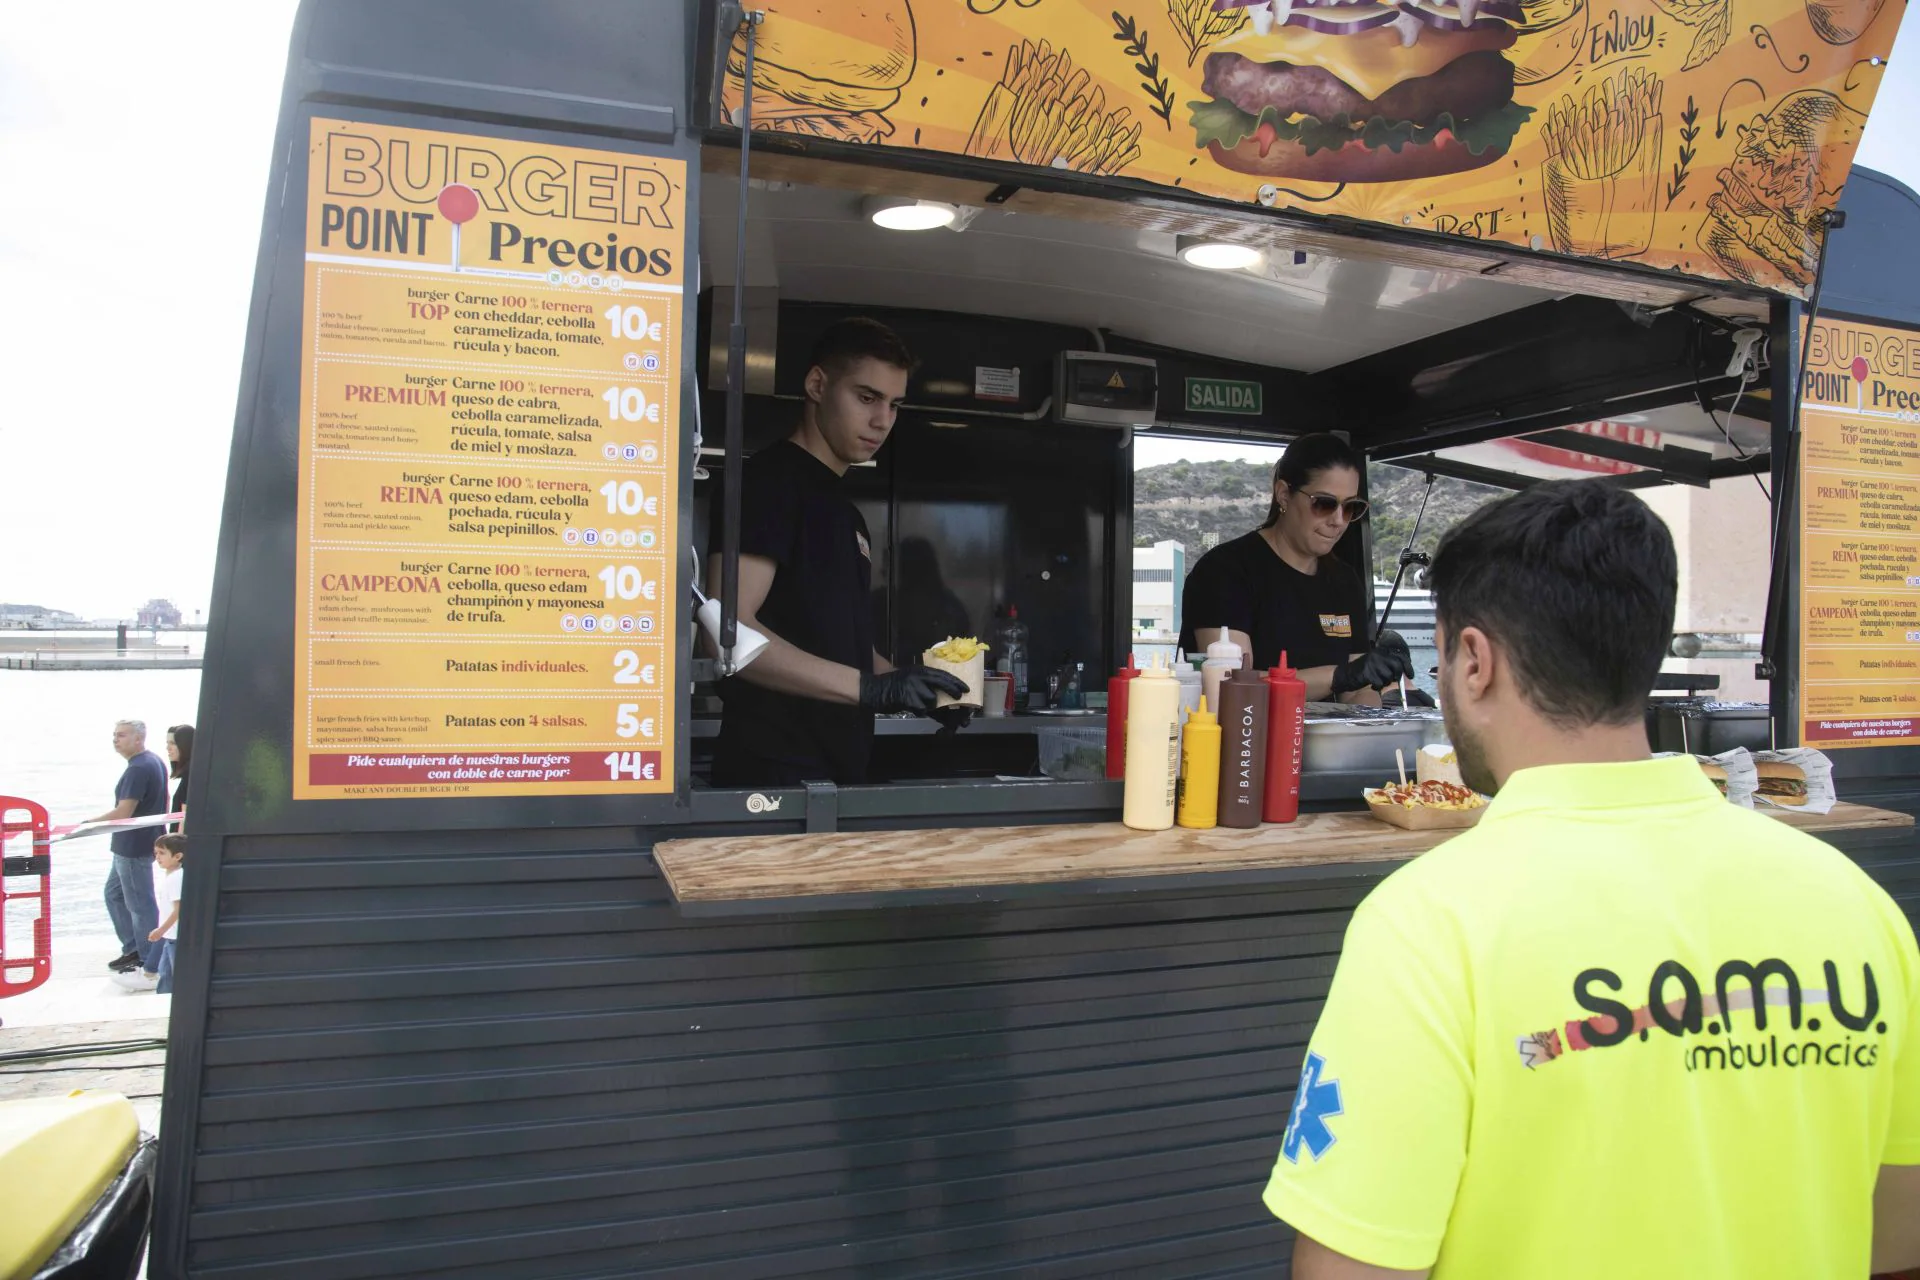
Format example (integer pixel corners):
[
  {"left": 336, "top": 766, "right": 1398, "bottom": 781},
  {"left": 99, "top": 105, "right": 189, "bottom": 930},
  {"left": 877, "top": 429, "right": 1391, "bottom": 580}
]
[
  {"left": 865, "top": 197, "right": 959, "bottom": 231},
  {"left": 1176, "top": 236, "right": 1265, "bottom": 270}
]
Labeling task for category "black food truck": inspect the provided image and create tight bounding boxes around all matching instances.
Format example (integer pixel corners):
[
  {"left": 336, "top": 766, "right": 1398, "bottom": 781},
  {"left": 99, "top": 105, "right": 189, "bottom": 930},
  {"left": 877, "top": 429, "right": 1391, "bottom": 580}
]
[{"left": 146, "top": 1, "right": 1917, "bottom": 1275}]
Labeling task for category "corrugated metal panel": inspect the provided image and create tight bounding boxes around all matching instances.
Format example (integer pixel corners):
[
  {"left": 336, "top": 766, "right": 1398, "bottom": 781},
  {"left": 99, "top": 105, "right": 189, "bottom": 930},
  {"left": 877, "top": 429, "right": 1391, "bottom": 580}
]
[
  {"left": 171, "top": 810, "right": 1920, "bottom": 1278},
  {"left": 178, "top": 829, "right": 1353, "bottom": 1277}
]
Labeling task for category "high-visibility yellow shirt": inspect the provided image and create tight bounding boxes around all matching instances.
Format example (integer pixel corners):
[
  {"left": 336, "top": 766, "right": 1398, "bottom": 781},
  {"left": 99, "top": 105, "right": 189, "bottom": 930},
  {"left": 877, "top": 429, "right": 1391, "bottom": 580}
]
[{"left": 1263, "top": 756, "right": 1920, "bottom": 1277}]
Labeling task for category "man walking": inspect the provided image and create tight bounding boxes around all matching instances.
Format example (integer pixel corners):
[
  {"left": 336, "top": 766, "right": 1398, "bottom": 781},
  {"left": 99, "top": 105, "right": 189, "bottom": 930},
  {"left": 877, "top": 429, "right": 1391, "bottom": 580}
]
[
  {"left": 93, "top": 719, "right": 170, "bottom": 988},
  {"left": 1264, "top": 481, "right": 1919, "bottom": 1278}
]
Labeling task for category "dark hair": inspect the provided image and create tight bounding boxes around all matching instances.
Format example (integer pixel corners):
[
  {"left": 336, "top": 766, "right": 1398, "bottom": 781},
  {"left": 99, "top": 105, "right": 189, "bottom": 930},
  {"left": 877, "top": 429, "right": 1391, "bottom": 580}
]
[
  {"left": 807, "top": 317, "right": 917, "bottom": 380},
  {"left": 1263, "top": 432, "right": 1363, "bottom": 528},
  {"left": 168, "top": 724, "right": 194, "bottom": 780},
  {"left": 1427, "top": 479, "right": 1677, "bottom": 727},
  {"left": 154, "top": 833, "right": 187, "bottom": 859}
]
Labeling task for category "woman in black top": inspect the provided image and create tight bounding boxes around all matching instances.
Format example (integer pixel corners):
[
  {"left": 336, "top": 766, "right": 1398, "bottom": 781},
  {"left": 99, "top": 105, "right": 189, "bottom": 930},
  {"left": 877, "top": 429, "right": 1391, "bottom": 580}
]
[
  {"left": 1179, "top": 434, "right": 1414, "bottom": 703},
  {"left": 166, "top": 724, "right": 193, "bottom": 832}
]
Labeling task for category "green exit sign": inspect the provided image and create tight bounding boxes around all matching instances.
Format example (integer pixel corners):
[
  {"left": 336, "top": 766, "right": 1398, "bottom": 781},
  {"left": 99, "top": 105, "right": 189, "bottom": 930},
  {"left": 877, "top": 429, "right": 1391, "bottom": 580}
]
[{"left": 1184, "top": 377, "right": 1263, "bottom": 416}]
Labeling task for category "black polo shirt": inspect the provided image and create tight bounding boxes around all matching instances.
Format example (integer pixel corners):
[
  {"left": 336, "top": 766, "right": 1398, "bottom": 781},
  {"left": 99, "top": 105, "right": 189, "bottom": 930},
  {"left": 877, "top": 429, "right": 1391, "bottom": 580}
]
[
  {"left": 1178, "top": 530, "right": 1368, "bottom": 672},
  {"left": 712, "top": 440, "right": 875, "bottom": 786}
]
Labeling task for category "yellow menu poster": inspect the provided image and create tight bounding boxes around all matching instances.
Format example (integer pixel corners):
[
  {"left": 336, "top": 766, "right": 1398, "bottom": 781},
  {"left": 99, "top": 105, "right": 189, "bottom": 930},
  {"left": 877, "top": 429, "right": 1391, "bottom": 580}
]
[
  {"left": 293, "top": 118, "right": 685, "bottom": 798},
  {"left": 1799, "top": 314, "right": 1920, "bottom": 749}
]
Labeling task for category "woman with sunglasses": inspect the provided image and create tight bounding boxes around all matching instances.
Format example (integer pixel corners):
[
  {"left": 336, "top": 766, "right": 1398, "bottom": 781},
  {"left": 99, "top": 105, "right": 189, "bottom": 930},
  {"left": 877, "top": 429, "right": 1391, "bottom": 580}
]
[{"left": 1179, "top": 433, "right": 1415, "bottom": 704}]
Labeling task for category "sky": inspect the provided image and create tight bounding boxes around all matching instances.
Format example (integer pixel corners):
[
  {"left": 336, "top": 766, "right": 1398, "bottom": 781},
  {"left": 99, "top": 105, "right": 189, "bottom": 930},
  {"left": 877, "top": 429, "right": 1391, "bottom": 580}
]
[{"left": 0, "top": 4, "right": 1915, "bottom": 619}]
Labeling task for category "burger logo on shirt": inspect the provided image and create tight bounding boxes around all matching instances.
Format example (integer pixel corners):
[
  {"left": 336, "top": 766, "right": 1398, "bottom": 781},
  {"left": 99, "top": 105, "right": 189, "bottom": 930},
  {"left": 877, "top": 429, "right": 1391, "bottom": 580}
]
[
  {"left": 1191, "top": 0, "right": 1534, "bottom": 183},
  {"left": 1319, "top": 613, "right": 1353, "bottom": 638}
]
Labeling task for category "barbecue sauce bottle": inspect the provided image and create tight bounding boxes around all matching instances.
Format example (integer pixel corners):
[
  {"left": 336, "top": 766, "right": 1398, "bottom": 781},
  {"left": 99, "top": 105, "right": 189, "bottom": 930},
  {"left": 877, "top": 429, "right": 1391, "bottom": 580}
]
[
  {"left": 1263, "top": 651, "right": 1308, "bottom": 824},
  {"left": 1217, "top": 668, "right": 1269, "bottom": 829}
]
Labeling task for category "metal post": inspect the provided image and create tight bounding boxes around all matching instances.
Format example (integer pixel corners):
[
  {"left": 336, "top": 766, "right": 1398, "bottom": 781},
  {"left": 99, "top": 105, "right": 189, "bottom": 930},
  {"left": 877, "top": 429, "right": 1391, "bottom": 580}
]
[{"left": 719, "top": 8, "right": 764, "bottom": 677}]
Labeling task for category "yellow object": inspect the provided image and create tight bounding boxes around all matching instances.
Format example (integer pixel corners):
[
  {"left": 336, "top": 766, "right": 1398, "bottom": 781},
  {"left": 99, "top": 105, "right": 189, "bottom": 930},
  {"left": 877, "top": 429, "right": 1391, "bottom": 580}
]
[
  {"left": 923, "top": 639, "right": 987, "bottom": 708},
  {"left": 1263, "top": 757, "right": 1920, "bottom": 1277},
  {"left": 927, "top": 636, "right": 987, "bottom": 662},
  {"left": 1176, "top": 697, "right": 1221, "bottom": 830},
  {"left": 1122, "top": 657, "right": 1182, "bottom": 831},
  {"left": 0, "top": 1092, "right": 138, "bottom": 1280}
]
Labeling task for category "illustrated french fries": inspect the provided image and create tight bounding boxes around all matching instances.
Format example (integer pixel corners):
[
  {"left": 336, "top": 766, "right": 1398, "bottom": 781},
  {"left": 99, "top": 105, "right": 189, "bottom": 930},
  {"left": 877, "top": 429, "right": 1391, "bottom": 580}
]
[
  {"left": 1541, "top": 68, "right": 1664, "bottom": 260},
  {"left": 964, "top": 39, "right": 1143, "bottom": 175}
]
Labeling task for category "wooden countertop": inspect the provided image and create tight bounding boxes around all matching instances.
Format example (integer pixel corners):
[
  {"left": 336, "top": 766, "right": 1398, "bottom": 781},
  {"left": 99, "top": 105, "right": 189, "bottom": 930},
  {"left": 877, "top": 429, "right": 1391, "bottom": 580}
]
[{"left": 653, "top": 802, "right": 1914, "bottom": 912}]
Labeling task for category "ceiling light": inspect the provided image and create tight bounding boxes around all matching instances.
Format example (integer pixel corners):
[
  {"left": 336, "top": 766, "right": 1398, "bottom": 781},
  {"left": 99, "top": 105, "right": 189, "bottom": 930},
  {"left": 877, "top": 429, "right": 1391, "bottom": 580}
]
[
  {"left": 1177, "top": 236, "right": 1265, "bottom": 270},
  {"left": 865, "top": 197, "right": 959, "bottom": 231}
]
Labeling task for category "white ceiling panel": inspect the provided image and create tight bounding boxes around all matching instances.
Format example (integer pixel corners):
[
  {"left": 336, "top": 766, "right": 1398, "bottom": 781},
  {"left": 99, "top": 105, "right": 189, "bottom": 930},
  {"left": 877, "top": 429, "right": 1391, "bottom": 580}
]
[{"left": 701, "top": 178, "right": 1557, "bottom": 372}]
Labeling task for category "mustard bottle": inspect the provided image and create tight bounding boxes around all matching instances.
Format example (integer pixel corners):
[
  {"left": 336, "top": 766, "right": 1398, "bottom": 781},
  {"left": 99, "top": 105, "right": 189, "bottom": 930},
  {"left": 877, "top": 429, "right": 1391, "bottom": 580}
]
[
  {"left": 1176, "top": 696, "right": 1221, "bottom": 830},
  {"left": 1122, "top": 657, "right": 1181, "bottom": 831}
]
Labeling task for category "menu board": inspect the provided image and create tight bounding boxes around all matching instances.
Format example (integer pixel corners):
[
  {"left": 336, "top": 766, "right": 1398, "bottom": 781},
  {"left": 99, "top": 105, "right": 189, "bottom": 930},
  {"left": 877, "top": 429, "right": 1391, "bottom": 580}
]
[
  {"left": 1798, "top": 314, "right": 1920, "bottom": 749},
  {"left": 293, "top": 118, "right": 685, "bottom": 798}
]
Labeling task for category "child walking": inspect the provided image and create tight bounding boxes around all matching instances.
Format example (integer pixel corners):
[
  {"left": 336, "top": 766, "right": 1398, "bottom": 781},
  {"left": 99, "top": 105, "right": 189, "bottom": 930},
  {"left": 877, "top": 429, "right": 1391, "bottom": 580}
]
[{"left": 147, "top": 834, "right": 184, "bottom": 995}]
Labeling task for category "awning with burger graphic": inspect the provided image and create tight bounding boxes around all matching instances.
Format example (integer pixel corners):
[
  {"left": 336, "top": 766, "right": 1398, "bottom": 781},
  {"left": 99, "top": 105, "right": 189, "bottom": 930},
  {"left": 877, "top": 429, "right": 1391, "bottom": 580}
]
[{"left": 718, "top": 0, "right": 1895, "bottom": 297}]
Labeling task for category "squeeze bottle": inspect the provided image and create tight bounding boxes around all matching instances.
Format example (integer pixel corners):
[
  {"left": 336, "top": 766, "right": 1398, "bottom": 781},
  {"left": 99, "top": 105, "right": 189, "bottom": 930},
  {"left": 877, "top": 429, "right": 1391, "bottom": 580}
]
[
  {"left": 1106, "top": 659, "right": 1140, "bottom": 780},
  {"left": 1263, "top": 651, "right": 1308, "bottom": 824},
  {"left": 1217, "top": 668, "right": 1269, "bottom": 829},
  {"left": 1172, "top": 652, "right": 1202, "bottom": 723},
  {"left": 1200, "top": 634, "right": 1242, "bottom": 721},
  {"left": 1176, "top": 697, "right": 1221, "bottom": 829},
  {"left": 1122, "top": 658, "right": 1181, "bottom": 831},
  {"left": 994, "top": 606, "right": 1030, "bottom": 710}
]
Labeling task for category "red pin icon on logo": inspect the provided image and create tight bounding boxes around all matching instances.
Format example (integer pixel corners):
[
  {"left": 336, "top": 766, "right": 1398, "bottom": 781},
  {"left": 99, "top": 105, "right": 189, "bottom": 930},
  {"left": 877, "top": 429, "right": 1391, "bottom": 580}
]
[
  {"left": 1851, "top": 356, "right": 1869, "bottom": 383},
  {"left": 438, "top": 184, "right": 479, "bottom": 272}
]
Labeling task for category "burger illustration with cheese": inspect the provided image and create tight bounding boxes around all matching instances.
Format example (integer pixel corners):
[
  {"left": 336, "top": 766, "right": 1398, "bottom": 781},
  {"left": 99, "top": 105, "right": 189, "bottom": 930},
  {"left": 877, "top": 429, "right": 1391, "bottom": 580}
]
[{"left": 1191, "top": 0, "right": 1533, "bottom": 182}]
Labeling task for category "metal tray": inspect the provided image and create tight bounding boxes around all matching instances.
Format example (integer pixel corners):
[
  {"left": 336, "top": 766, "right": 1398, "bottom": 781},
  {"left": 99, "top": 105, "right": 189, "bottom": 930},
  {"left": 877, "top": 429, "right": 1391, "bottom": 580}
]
[{"left": 1302, "top": 716, "right": 1439, "bottom": 776}]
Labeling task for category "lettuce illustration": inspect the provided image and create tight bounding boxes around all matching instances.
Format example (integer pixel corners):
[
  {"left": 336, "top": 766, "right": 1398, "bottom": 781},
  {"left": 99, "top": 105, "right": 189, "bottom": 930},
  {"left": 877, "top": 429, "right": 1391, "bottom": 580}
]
[{"left": 1190, "top": 96, "right": 1534, "bottom": 157}]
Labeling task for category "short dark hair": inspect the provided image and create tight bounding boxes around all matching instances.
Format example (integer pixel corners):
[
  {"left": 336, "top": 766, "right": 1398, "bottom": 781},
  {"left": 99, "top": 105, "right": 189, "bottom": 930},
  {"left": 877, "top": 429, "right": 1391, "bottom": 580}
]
[
  {"left": 807, "top": 317, "right": 916, "bottom": 379},
  {"left": 1428, "top": 480, "right": 1677, "bottom": 727},
  {"left": 154, "top": 833, "right": 187, "bottom": 858},
  {"left": 1263, "top": 432, "right": 1363, "bottom": 528}
]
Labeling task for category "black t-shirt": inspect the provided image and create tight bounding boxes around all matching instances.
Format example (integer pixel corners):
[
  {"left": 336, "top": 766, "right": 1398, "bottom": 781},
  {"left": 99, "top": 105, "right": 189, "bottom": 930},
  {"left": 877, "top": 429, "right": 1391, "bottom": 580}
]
[
  {"left": 1178, "top": 530, "right": 1368, "bottom": 672},
  {"left": 711, "top": 440, "right": 875, "bottom": 786}
]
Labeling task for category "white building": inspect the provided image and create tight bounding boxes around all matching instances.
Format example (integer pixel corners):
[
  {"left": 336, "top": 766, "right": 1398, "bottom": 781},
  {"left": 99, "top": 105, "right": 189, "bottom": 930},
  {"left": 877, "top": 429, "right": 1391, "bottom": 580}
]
[{"left": 1131, "top": 540, "right": 1185, "bottom": 643}]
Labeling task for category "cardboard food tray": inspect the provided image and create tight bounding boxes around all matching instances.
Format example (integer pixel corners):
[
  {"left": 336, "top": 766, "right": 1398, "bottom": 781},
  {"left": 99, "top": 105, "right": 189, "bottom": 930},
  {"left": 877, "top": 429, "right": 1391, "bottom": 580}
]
[
  {"left": 1362, "top": 792, "right": 1486, "bottom": 830},
  {"left": 923, "top": 651, "right": 985, "bottom": 708}
]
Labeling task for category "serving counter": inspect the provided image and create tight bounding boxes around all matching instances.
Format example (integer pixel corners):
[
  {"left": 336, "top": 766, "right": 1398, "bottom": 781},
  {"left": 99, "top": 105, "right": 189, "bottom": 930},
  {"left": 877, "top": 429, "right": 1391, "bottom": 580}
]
[{"left": 657, "top": 802, "right": 1914, "bottom": 914}]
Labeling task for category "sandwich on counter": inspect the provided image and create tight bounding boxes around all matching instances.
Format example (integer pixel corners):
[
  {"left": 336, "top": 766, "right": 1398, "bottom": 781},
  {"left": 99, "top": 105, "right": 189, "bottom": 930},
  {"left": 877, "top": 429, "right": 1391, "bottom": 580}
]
[{"left": 1754, "top": 760, "right": 1810, "bottom": 807}]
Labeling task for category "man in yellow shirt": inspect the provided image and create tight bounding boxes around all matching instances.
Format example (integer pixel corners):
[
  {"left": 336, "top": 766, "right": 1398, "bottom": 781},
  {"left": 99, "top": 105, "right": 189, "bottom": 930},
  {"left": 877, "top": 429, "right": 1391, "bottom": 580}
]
[{"left": 1263, "top": 480, "right": 1920, "bottom": 1278}]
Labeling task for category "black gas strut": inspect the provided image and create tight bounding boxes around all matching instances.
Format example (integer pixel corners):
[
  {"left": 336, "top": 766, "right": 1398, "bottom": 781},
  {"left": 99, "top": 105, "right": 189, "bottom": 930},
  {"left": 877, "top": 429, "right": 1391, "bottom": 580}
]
[{"left": 719, "top": 7, "right": 763, "bottom": 673}]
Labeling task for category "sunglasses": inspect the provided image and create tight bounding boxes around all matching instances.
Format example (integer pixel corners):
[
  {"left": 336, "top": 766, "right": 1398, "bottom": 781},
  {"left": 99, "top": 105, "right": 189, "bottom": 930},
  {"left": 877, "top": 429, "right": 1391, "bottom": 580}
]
[{"left": 1299, "top": 492, "right": 1369, "bottom": 522}]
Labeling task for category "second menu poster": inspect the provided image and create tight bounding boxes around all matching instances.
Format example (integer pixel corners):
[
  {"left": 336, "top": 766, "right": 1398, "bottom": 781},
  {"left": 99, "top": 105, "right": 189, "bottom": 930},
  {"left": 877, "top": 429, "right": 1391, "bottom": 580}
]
[{"left": 294, "top": 118, "right": 686, "bottom": 799}]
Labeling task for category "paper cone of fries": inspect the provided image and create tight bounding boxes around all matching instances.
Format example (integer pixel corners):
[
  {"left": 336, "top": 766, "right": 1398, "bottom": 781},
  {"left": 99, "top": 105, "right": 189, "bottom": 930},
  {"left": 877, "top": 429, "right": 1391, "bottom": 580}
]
[
  {"left": 1541, "top": 69, "right": 1664, "bottom": 260},
  {"left": 923, "top": 637, "right": 989, "bottom": 708}
]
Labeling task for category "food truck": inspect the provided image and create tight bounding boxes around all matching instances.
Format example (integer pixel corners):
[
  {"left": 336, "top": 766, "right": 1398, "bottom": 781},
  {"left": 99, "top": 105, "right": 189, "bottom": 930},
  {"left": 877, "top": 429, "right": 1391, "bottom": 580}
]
[{"left": 148, "top": 0, "right": 1917, "bottom": 1274}]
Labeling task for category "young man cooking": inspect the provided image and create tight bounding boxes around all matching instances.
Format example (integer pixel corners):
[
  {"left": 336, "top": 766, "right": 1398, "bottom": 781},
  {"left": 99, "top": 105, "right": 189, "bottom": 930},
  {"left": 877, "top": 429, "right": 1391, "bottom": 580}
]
[
  {"left": 1264, "top": 480, "right": 1920, "bottom": 1278},
  {"left": 706, "top": 317, "right": 967, "bottom": 788}
]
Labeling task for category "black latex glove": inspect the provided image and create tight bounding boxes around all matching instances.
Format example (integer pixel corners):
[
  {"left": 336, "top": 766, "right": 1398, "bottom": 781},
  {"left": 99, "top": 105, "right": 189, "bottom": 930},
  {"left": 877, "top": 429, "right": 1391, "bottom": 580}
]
[
  {"left": 930, "top": 704, "right": 975, "bottom": 737},
  {"left": 859, "top": 665, "right": 970, "bottom": 714},
  {"left": 1331, "top": 629, "right": 1417, "bottom": 696}
]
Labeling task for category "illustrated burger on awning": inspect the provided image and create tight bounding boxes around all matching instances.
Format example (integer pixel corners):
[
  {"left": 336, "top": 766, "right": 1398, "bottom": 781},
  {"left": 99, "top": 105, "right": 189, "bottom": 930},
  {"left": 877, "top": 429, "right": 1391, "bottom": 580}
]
[{"left": 1191, "top": 0, "right": 1533, "bottom": 182}]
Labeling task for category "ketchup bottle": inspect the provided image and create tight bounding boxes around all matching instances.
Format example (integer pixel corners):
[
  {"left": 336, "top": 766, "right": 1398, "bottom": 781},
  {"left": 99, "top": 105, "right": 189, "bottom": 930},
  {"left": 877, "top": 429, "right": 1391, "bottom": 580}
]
[
  {"left": 1106, "top": 658, "right": 1140, "bottom": 779},
  {"left": 1264, "top": 650, "right": 1308, "bottom": 824}
]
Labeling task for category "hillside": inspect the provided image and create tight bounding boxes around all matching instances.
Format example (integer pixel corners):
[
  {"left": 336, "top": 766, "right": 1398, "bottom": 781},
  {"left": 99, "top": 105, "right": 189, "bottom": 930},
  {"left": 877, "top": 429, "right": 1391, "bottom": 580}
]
[{"left": 1133, "top": 459, "right": 1504, "bottom": 581}]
